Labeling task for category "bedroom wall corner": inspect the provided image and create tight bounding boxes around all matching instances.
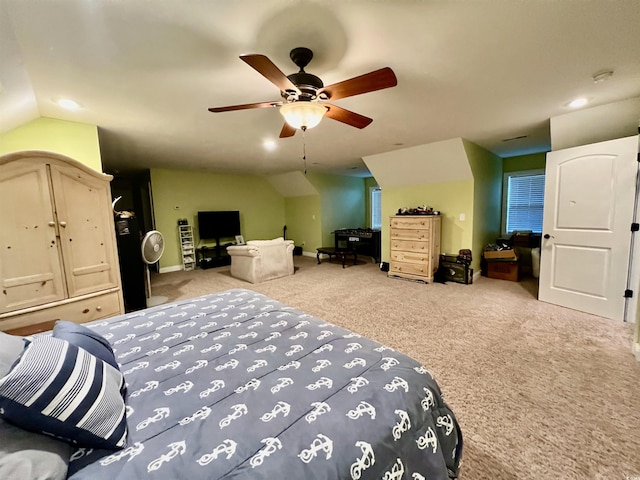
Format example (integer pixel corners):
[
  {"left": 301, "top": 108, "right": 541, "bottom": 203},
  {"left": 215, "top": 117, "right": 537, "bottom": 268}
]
[
  {"left": 381, "top": 181, "right": 474, "bottom": 263},
  {"left": 463, "top": 140, "right": 503, "bottom": 273},
  {"left": 305, "top": 172, "right": 366, "bottom": 248},
  {"left": 284, "top": 195, "right": 322, "bottom": 254},
  {"left": 150, "top": 168, "right": 286, "bottom": 270}
]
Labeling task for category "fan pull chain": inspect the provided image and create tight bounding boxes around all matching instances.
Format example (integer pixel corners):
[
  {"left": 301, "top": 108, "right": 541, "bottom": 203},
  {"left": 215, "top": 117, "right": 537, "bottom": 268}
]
[{"left": 302, "top": 127, "right": 308, "bottom": 175}]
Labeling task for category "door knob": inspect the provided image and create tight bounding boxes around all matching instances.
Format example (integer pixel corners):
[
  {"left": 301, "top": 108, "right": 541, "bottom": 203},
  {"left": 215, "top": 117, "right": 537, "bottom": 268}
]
[{"left": 543, "top": 234, "right": 554, "bottom": 239}]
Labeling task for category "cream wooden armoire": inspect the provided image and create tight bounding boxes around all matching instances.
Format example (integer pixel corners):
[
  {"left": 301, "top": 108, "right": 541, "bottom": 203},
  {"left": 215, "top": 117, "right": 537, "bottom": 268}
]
[{"left": 0, "top": 151, "right": 124, "bottom": 334}]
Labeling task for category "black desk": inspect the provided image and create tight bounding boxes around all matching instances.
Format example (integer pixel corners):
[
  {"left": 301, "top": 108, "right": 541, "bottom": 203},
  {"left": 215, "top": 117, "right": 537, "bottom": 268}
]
[{"left": 334, "top": 229, "right": 381, "bottom": 263}]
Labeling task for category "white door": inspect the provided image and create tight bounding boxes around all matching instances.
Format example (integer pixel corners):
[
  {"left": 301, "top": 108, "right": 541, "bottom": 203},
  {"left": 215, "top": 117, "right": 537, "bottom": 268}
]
[{"left": 538, "top": 135, "right": 639, "bottom": 321}]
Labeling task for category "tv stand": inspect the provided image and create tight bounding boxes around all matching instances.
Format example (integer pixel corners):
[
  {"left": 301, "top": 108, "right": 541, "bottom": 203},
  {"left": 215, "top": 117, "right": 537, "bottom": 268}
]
[{"left": 197, "top": 239, "right": 231, "bottom": 269}]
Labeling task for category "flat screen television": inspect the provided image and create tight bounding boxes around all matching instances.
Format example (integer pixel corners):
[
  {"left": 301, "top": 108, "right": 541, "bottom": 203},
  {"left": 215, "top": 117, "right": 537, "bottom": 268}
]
[{"left": 197, "top": 211, "right": 241, "bottom": 240}]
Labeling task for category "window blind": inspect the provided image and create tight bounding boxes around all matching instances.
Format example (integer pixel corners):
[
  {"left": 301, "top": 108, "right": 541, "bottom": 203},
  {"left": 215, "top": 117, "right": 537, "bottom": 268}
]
[
  {"left": 371, "top": 188, "right": 382, "bottom": 229},
  {"left": 506, "top": 174, "right": 545, "bottom": 233}
]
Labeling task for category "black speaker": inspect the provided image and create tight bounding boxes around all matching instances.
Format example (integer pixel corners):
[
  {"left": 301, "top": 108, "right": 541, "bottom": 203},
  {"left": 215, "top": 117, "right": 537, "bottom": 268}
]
[{"left": 115, "top": 216, "right": 147, "bottom": 311}]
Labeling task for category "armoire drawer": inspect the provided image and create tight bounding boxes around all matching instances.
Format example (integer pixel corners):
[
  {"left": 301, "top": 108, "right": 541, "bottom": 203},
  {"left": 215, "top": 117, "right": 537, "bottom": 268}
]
[{"left": 0, "top": 290, "right": 122, "bottom": 334}]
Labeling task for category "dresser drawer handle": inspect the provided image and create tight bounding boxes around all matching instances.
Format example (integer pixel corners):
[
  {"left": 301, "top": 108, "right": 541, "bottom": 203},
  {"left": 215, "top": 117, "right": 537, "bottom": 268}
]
[{"left": 96, "top": 306, "right": 102, "bottom": 311}]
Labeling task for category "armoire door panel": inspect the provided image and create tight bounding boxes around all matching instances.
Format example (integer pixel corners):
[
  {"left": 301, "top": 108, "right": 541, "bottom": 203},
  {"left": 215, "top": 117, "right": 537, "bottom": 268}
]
[
  {"left": 0, "top": 162, "right": 66, "bottom": 313},
  {"left": 49, "top": 163, "right": 119, "bottom": 297}
]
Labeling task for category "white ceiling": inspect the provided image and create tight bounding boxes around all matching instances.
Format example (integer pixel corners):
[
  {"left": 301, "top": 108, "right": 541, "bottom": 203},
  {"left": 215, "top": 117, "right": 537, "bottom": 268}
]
[{"left": 1, "top": 0, "right": 639, "bottom": 177}]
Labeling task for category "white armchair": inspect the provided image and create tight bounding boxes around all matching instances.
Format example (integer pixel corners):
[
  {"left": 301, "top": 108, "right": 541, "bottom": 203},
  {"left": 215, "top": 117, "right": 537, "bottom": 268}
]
[{"left": 226, "top": 237, "right": 295, "bottom": 284}]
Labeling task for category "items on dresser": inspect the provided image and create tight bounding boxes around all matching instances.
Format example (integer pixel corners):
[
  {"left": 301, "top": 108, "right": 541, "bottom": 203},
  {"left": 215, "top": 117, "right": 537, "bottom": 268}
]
[
  {"left": 0, "top": 151, "right": 124, "bottom": 334},
  {"left": 388, "top": 215, "right": 442, "bottom": 283}
]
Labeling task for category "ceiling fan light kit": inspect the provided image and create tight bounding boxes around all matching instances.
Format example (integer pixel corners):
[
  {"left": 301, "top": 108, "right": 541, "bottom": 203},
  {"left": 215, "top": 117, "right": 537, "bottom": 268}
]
[
  {"left": 209, "top": 47, "right": 397, "bottom": 138},
  {"left": 280, "top": 101, "right": 327, "bottom": 130}
]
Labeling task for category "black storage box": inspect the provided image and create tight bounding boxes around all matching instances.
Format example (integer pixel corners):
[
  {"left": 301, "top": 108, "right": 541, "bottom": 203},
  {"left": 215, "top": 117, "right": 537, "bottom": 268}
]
[{"left": 439, "top": 260, "right": 473, "bottom": 284}]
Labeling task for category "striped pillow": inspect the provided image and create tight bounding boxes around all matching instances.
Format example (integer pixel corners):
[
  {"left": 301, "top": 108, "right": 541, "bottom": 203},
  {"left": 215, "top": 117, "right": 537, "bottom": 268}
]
[{"left": 0, "top": 336, "right": 127, "bottom": 450}]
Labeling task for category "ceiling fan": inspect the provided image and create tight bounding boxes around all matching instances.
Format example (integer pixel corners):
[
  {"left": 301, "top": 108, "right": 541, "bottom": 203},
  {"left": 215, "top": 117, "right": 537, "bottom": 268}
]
[{"left": 209, "top": 47, "right": 397, "bottom": 138}]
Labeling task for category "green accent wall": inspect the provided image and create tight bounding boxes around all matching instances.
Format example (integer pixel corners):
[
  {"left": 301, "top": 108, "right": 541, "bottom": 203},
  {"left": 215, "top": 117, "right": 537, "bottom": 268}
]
[
  {"left": 150, "top": 168, "right": 286, "bottom": 270},
  {"left": 0, "top": 117, "right": 102, "bottom": 171},
  {"left": 503, "top": 152, "right": 546, "bottom": 172},
  {"left": 306, "top": 173, "right": 366, "bottom": 248},
  {"left": 382, "top": 180, "right": 474, "bottom": 261},
  {"left": 284, "top": 195, "right": 322, "bottom": 251},
  {"left": 464, "top": 140, "right": 503, "bottom": 272}
]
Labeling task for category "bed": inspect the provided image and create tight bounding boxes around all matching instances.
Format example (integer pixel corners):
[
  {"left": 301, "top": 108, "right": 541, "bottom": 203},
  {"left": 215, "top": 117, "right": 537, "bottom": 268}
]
[{"left": 0, "top": 288, "right": 462, "bottom": 479}]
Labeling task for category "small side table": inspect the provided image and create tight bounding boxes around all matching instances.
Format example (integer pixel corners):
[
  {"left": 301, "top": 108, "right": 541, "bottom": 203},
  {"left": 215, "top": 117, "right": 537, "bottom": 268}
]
[{"left": 316, "top": 247, "right": 357, "bottom": 268}]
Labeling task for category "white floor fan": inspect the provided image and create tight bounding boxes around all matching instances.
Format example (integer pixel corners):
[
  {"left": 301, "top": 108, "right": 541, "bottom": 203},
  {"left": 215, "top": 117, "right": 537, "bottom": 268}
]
[{"left": 141, "top": 230, "right": 168, "bottom": 307}]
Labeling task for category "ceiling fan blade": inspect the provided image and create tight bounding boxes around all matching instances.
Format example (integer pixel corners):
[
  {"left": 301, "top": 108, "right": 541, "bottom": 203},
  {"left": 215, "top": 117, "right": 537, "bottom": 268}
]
[
  {"left": 240, "top": 54, "right": 301, "bottom": 94},
  {"left": 324, "top": 104, "right": 373, "bottom": 129},
  {"left": 319, "top": 67, "right": 397, "bottom": 101},
  {"left": 208, "top": 101, "right": 282, "bottom": 113},
  {"left": 279, "top": 123, "right": 297, "bottom": 138}
]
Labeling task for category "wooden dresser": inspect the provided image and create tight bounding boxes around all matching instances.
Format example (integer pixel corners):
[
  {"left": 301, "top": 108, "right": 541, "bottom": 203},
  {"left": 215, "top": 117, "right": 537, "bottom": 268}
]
[
  {"left": 388, "top": 215, "right": 442, "bottom": 282},
  {"left": 0, "top": 151, "right": 124, "bottom": 335}
]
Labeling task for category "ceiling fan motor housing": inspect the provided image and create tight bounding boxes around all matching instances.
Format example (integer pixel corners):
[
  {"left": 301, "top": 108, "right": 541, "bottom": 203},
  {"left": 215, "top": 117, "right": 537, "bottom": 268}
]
[
  {"left": 285, "top": 72, "right": 324, "bottom": 101},
  {"left": 283, "top": 47, "right": 324, "bottom": 101}
]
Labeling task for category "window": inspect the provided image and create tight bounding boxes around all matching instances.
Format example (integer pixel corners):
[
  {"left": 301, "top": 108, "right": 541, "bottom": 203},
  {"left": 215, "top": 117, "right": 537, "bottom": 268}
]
[
  {"left": 370, "top": 187, "right": 382, "bottom": 230},
  {"left": 502, "top": 170, "right": 545, "bottom": 234}
]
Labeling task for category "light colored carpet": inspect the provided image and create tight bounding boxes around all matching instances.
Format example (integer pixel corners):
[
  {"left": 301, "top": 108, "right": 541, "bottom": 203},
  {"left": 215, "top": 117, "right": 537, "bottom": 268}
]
[{"left": 152, "top": 255, "right": 640, "bottom": 480}]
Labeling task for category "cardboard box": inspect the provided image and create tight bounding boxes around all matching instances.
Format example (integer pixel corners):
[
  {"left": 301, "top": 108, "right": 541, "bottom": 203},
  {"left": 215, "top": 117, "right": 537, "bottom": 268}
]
[
  {"left": 486, "top": 260, "right": 519, "bottom": 281},
  {"left": 483, "top": 249, "right": 518, "bottom": 260}
]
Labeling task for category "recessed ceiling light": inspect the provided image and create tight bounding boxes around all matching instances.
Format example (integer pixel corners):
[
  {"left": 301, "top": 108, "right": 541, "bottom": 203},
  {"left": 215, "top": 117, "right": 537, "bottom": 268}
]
[
  {"left": 55, "top": 98, "right": 81, "bottom": 110},
  {"left": 568, "top": 97, "right": 589, "bottom": 109},
  {"left": 263, "top": 139, "right": 276, "bottom": 151}
]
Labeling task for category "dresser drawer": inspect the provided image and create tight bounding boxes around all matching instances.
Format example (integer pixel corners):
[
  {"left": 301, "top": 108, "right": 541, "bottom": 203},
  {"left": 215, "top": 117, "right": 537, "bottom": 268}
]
[
  {"left": 0, "top": 290, "right": 122, "bottom": 334},
  {"left": 390, "top": 251, "right": 430, "bottom": 264},
  {"left": 390, "top": 216, "right": 433, "bottom": 229},
  {"left": 390, "top": 228, "right": 430, "bottom": 241},
  {"left": 391, "top": 239, "right": 430, "bottom": 252},
  {"left": 389, "top": 261, "right": 431, "bottom": 276}
]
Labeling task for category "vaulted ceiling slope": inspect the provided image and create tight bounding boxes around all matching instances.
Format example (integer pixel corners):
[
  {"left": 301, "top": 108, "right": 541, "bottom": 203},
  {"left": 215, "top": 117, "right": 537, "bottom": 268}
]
[{"left": 1, "top": 0, "right": 639, "bottom": 177}]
